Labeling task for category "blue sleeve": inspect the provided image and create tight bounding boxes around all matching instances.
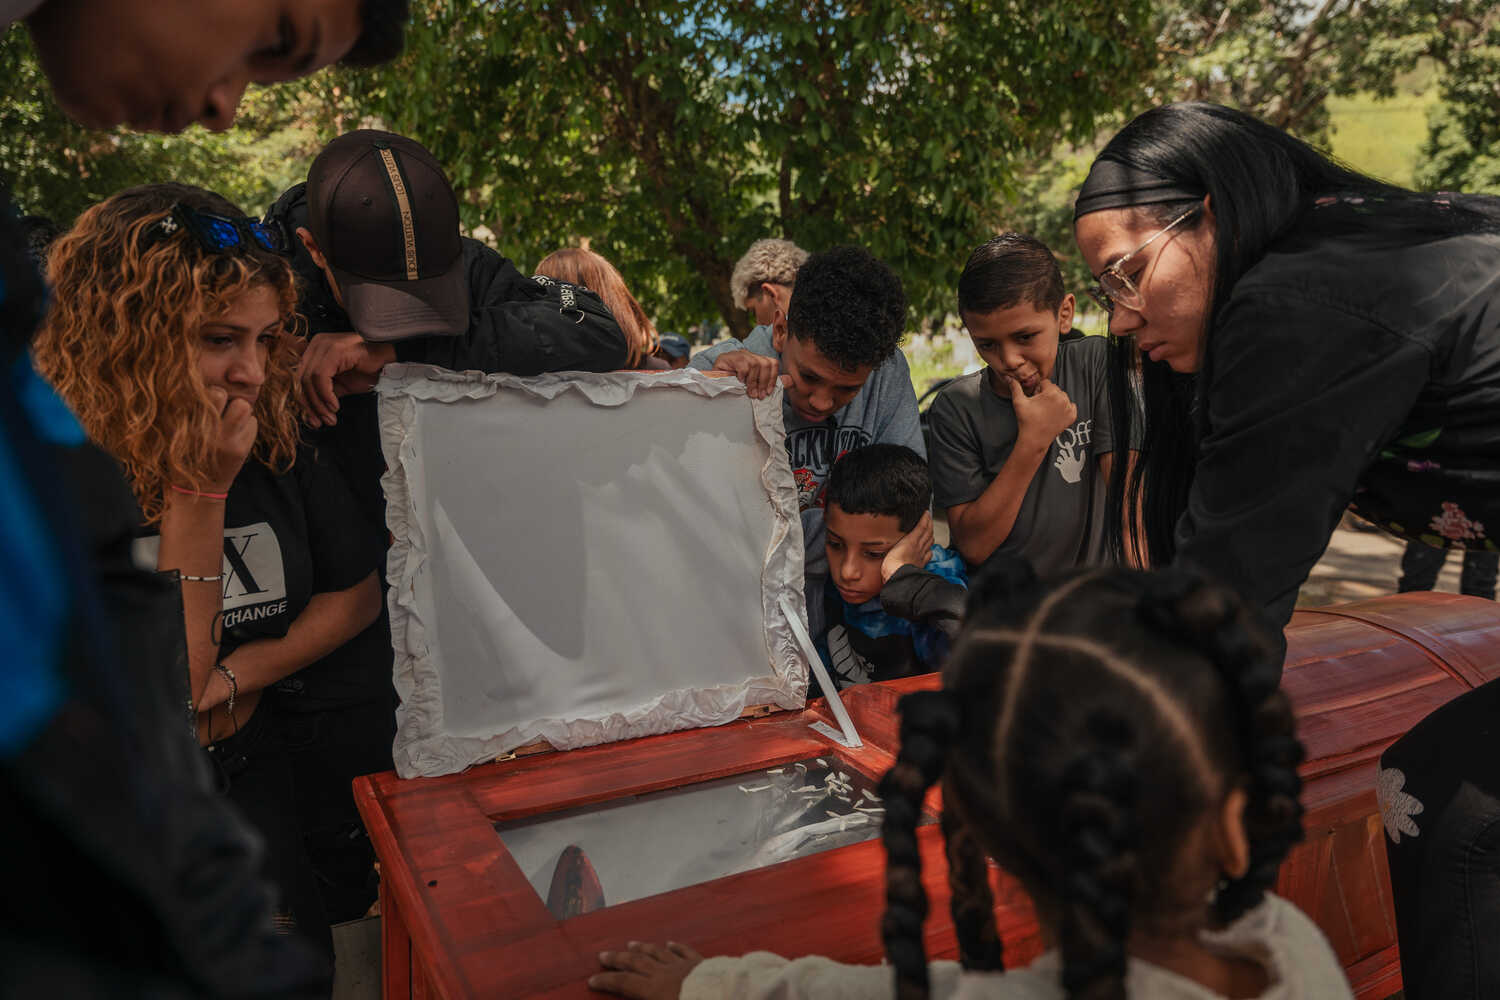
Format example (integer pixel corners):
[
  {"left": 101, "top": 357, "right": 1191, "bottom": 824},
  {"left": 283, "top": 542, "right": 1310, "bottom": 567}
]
[{"left": 687, "top": 336, "right": 748, "bottom": 371}]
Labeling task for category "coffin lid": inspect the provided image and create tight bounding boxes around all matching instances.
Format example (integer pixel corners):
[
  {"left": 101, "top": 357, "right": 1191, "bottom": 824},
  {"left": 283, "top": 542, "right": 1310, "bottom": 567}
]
[
  {"left": 378, "top": 364, "right": 811, "bottom": 778},
  {"left": 1284, "top": 592, "right": 1500, "bottom": 780}
]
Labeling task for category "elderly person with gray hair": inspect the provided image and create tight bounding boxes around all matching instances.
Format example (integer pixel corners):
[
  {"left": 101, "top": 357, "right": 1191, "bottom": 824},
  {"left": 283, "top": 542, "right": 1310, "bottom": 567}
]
[{"left": 731, "top": 238, "right": 809, "bottom": 327}]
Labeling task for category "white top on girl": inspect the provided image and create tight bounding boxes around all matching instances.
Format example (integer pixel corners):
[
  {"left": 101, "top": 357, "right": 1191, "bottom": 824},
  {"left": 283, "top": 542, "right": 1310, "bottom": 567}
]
[{"left": 682, "top": 895, "right": 1351, "bottom": 1000}]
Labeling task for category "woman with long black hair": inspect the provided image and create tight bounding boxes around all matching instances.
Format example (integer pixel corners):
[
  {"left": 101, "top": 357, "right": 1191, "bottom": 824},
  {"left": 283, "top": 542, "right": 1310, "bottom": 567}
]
[{"left": 1072, "top": 101, "right": 1500, "bottom": 1000}]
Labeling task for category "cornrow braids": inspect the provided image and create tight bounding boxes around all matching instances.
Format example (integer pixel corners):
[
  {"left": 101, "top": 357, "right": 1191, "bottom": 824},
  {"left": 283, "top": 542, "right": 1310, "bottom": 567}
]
[
  {"left": 1056, "top": 719, "right": 1141, "bottom": 1000},
  {"left": 942, "top": 805, "right": 1004, "bottom": 972},
  {"left": 879, "top": 689, "right": 962, "bottom": 1000},
  {"left": 1136, "top": 571, "right": 1305, "bottom": 922},
  {"left": 882, "top": 561, "right": 1307, "bottom": 1000}
]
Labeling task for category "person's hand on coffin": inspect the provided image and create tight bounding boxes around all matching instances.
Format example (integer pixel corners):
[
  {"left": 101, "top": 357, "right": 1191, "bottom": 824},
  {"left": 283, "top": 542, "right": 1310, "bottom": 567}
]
[
  {"left": 706, "top": 349, "right": 790, "bottom": 400},
  {"left": 881, "top": 510, "right": 935, "bottom": 583},
  {"left": 298, "top": 331, "right": 397, "bottom": 427},
  {"left": 589, "top": 941, "right": 704, "bottom": 998}
]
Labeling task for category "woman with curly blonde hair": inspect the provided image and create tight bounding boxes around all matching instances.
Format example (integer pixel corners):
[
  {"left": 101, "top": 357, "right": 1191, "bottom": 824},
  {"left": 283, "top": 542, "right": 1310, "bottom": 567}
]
[
  {"left": 536, "top": 247, "right": 660, "bottom": 367},
  {"left": 35, "top": 183, "right": 386, "bottom": 961}
]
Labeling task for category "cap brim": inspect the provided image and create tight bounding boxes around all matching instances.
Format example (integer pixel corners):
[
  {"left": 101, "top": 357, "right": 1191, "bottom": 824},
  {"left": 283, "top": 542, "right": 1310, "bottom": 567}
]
[{"left": 336, "top": 262, "right": 469, "bottom": 343}]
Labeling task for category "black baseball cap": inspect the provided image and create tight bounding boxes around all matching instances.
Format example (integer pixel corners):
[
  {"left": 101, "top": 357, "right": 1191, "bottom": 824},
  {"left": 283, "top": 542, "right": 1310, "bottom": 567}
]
[{"left": 306, "top": 130, "right": 468, "bottom": 341}]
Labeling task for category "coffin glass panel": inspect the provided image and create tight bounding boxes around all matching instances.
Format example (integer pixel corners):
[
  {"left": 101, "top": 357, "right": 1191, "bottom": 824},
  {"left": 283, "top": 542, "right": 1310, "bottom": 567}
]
[{"left": 495, "top": 756, "right": 930, "bottom": 918}]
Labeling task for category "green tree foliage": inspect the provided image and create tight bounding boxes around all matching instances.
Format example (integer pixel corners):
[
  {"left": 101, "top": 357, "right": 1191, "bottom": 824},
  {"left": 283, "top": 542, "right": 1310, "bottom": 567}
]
[
  {"left": 1415, "top": 4, "right": 1500, "bottom": 192},
  {"left": 1151, "top": 0, "right": 1500, "bottom": 188},
  {"left": 1152, "top": 0, "right": 1437, "bottom": 141},
  {"left": 341, "top": 0, "right": 1157, "bottom": 336}
]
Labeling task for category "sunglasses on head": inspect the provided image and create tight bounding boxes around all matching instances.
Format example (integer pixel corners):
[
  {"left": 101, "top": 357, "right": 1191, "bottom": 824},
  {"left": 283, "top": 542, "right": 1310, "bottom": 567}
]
[{"left": 151, "top": 203, "right": 291, "bottom": 256}]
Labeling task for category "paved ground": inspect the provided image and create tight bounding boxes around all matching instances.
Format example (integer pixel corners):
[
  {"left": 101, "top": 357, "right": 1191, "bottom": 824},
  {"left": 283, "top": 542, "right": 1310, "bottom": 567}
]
[
  {"left": 332, "top": 917, "right": 381, "bottom": 1000},
  {"left": 1298, "top": 515, "right": 1468, "bottom": 607}
]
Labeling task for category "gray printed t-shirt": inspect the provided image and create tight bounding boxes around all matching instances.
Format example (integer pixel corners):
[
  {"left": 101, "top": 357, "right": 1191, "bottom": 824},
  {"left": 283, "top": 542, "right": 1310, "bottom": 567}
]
[
  {"left": 927, "top": 333, "right": 1125, "bottom": 575},
  {"left": 692, "top": 325, "right": 925, "bottom": 635}
]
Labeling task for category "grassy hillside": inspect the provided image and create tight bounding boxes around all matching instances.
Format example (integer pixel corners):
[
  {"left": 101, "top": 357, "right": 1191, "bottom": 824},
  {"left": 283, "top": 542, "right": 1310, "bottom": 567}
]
[{"left": 1326, "top": 66, "right": 1439, "bottom": 188}]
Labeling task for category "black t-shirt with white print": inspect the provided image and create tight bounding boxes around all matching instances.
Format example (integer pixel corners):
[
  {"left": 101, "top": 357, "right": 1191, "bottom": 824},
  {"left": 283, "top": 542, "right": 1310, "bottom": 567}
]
[{"left": 137, "top": 444, "right": 389, "bottom": 711}]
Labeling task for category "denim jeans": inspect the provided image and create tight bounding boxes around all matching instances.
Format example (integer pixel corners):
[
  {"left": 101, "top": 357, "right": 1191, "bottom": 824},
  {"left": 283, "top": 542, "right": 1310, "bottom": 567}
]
[
  {"left": 1398, "top": 540, "right": 1499, "bottom": 600},
  {"left": 274, "top": 695, "right": 396, "bottom": 923},
  {"left": 1380, "top": 678, "right": 1500, "bottom": 999},
  {"left": 205, "top": 705, "right": 333, "bottom": 963}
]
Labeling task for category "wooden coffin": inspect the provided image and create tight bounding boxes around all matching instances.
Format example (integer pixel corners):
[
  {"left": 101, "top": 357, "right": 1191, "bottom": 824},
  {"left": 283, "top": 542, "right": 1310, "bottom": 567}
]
[
  {"left": 1276, "top": 592, "right": 1500, "bottom": 1000},
  {"left": 357, "top": 704, "right": 998, "bottom": 999},
  {"left": 356, "top": 592, "right": 1500, "bottom": 999}
]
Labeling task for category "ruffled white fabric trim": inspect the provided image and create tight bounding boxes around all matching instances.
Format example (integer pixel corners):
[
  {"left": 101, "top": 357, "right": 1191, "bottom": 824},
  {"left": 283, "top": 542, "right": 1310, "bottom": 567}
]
[{"left": 378, "top": 364, "right": 808, "bottom": 778}]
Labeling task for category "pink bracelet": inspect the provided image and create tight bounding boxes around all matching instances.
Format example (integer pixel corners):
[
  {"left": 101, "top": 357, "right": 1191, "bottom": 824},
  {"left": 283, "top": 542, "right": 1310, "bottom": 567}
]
[{"left": 170, "top": 484, "right": 229, "bottom": 501}]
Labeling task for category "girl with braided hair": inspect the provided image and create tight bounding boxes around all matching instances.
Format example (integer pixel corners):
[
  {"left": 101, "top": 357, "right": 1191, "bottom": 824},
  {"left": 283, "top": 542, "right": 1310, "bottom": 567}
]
[{"left": 589, "top": 563, "right": 1345, "bottom": 999}]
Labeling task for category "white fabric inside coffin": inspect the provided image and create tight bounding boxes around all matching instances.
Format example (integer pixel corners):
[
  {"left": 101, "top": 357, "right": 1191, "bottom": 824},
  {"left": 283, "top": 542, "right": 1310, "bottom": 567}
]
[{"left": 379, "top": 365, "right": 809, "bottom": 777}]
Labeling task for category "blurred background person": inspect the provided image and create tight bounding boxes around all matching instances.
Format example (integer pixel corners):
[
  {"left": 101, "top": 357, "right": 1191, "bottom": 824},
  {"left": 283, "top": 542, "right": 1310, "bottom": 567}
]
[
  {"left": 730, "top": 237, "right": 807, "bottom": 329},
  {"left": 535, "top": 247, "right": 659, "bottom": 369}
]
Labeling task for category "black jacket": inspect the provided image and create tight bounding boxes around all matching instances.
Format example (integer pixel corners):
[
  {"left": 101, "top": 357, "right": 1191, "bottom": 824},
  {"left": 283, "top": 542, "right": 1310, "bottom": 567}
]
[
  {"left": 266, "top": 183, "right": 630, "bottom": 373},
  {"left": 1177, "top": 202, "right": 1500, "bottom": 632},
  {"left": 821, "top": 564, "right": 966, "bottom": 687}
]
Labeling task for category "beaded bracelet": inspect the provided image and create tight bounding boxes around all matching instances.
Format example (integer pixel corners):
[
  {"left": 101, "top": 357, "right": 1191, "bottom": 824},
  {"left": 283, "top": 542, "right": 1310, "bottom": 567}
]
[
  {"left": 214, "top": 663, "right": 237, "bottom": 718},
  {"left": 170, "top": 484, "right": 229, "bottom": 501},
  {"left": 179, "top": 572, "right": 224, "bottom": 583}
]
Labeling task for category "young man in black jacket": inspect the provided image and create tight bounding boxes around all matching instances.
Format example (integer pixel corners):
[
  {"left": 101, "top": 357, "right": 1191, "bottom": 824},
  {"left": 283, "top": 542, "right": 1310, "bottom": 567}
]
[
  {"left": 276, "top": 129, "right": 630, "bottom": 432},
  {"left": 270, "top": 130, "right": 630, "bottom": 530}
]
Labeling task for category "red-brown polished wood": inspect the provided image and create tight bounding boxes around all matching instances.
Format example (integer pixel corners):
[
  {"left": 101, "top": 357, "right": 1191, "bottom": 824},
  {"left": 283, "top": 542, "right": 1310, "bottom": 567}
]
[{"left": 358, "top": 592, "right": 1500, "bottom": 999}]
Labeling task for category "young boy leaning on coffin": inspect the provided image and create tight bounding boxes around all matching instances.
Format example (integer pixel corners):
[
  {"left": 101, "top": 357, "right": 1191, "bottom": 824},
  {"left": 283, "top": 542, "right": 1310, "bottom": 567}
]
[
  {"left": 690, "top": 246, "right": 926, "bottom": 639},
  {"left": 818, "top": 444, "right": 966, "bottom": 687}
]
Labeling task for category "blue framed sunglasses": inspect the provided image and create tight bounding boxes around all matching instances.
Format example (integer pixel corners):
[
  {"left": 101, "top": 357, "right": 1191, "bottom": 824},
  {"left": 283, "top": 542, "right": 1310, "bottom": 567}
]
[{"left": 152, "top": 203, "right": 291, "bottom": 256}]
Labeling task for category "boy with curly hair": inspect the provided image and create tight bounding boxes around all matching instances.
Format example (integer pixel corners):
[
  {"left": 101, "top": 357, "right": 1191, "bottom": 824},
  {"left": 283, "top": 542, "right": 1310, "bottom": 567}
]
[{"left": 692, "top": 245, "right": 923, "bottom": 635}]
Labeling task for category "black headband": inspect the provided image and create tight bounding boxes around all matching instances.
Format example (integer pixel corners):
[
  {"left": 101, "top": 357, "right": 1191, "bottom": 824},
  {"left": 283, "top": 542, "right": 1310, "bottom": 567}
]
[{"left": 1073, "top": 158, "right": 1205, "bottom": 220}]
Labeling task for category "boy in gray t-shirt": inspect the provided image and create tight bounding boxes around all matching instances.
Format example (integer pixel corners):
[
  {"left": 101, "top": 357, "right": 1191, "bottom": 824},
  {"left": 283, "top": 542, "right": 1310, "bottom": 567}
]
[
  {"left": 927, "top": 233, "right": 1134, "bottom": 576},
  {"left": 691, "top": 246, "right": 924, "bottom": 636}
]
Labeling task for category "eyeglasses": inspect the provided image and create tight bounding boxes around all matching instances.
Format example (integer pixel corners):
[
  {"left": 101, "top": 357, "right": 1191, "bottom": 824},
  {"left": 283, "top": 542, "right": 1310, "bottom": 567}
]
[
  {"left": 151, "top": 203, "right": 291, "bottom": 256},
  {"left": 1086, "top": 204, "right": 1203, "bottom": 315}
]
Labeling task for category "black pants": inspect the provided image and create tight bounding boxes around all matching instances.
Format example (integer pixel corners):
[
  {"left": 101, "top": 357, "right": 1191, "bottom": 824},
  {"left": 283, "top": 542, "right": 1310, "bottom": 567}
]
[
  {"left": 276, "top": 697, "right": 396, "bottom": 923},
  {"left": 1380, "top": 678, "right": 1500, "bottom": 999},
  {"left": 1399, "top": 540, "right": 1499, "bottom": 599},
  {"left": 205, "top": 705, "right": 334, "bottom": 963}
]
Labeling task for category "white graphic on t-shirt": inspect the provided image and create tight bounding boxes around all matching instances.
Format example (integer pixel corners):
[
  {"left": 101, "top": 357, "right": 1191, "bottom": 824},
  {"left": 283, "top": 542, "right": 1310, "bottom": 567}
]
[
  {"left": 826, "top": 625, "right": 874, "bottom": 688},
  {"left": 1052, "top": 419, "right": 1093, "bottom": 484},
  {"left": 133, "top": 522, "right": 289, "bottom": 626}
]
